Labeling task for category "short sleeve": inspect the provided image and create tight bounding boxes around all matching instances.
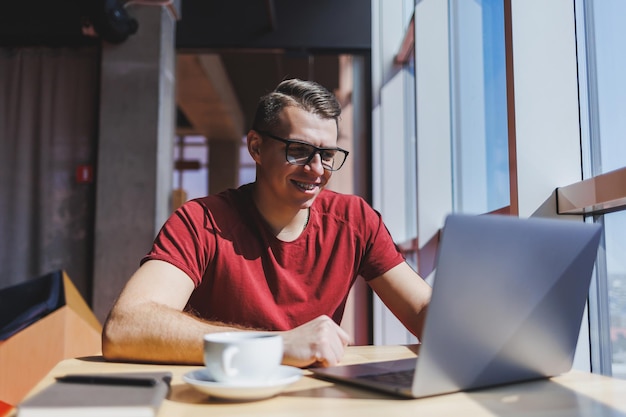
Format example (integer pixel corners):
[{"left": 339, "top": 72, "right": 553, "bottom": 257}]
[{"left": 142, "top": 200, "right": 214, "bottom": 287}]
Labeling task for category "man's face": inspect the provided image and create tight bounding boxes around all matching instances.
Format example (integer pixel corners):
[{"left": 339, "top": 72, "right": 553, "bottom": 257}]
[{"left": 252, "top": 106, "right": 338, "bottom": 210}]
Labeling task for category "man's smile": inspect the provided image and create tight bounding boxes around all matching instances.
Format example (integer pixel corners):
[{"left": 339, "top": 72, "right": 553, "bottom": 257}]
[{"left": 292, "top": 180, "right": 319, "bottom": 191}]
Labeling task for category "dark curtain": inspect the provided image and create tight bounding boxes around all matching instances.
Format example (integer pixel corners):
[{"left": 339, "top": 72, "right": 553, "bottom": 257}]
[{"left": 0, "top": 47, "right": 99, "bottom": 302}]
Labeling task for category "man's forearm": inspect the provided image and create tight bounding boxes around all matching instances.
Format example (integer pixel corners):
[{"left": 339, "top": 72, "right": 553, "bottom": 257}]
[
  {"left": 101, "top": 301, "right": 245, "bottom": 365},
  {"left": 102, "top": 303, "right": 351, "bottom": 368}
]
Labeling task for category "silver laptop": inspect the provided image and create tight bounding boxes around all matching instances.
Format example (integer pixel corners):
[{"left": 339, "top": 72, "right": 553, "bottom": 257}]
[{"left": 311, "top": 213, "right": 602, "bottom": 398}]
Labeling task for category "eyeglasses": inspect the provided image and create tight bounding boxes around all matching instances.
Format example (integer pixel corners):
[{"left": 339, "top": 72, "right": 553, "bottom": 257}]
[{"left": 256, "top": 130, "right": 349, "bottom": 172}]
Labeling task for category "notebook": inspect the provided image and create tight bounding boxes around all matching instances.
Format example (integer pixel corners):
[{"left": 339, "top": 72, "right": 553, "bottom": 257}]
[
  {"left": 311, "top": 214, "right": 602, "bottom": 398},
  {"left": 17, "top": 372, "right": 172, "bottom": 417}
]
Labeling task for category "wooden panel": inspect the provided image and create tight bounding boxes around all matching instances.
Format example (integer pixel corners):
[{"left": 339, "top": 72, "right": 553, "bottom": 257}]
[
  {"left": 176, "top": 54, "right": 244, "bottom": 140},
  {"left": 557, "top": 166, "right": 626, "bottom": 215}
]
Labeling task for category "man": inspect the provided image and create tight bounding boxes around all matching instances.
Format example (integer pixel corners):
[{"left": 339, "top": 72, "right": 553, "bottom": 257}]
[{"left": 102, "top": 79, "right": 431, "bottom": 368}]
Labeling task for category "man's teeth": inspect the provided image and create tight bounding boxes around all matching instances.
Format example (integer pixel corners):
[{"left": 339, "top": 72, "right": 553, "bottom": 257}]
[{"left": 295, "top": 181, "right": 316, "bottom": 190}]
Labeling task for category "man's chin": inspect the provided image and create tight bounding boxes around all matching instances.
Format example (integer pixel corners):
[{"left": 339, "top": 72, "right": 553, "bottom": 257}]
[{"left": 297, "top": 193, "right": 320, "bottom": 208}]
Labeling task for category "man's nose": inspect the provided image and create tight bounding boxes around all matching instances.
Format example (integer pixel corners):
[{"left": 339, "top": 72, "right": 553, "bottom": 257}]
[{"left": 306, "top": 152, "right": 326, "bottom": 174}]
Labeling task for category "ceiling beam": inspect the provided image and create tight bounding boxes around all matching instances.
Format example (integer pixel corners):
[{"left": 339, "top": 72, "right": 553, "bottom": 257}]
[{"left": 176, "top": 53, "right": 244, "bottom": 140}]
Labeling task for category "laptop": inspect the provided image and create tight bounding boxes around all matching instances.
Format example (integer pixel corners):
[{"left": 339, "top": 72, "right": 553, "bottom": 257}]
[{"left": 311, "top": 213, "right": 603, "bottom": 398}]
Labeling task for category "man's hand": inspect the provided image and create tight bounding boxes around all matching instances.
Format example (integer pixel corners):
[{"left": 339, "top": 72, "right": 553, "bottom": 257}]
[{"left": 280, "top": 315, "right": 351, "bottom": 368}]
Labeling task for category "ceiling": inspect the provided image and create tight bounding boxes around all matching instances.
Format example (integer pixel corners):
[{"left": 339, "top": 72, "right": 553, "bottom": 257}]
[
  {"left": 176, "top": 51, "right": 343, "bottom": 140},
  {"left": 0, "top": 0, "right": 371, "bottom": 141}
]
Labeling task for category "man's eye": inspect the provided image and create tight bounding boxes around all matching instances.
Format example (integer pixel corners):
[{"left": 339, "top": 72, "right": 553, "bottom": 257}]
[
  {"left": 320, "top": 150, "right": 336, "bottom": 161},
  {"left": 289, "top": 145, "right": 313, "bottom": 158}
]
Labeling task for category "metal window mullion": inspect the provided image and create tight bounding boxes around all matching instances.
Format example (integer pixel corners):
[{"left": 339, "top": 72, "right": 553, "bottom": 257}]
[{"left": 587, "top": 215, "right": 614, "bottom": 375}]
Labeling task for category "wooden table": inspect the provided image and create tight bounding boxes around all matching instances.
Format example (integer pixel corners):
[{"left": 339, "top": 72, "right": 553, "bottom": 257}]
[{"left": 15, "top": 345, "right": 626, "bottom": 416}]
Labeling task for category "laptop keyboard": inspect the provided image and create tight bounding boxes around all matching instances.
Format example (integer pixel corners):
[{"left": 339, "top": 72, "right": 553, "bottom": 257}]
[{"left": 357, "top": 369, "right": 415, "bottom": 387}]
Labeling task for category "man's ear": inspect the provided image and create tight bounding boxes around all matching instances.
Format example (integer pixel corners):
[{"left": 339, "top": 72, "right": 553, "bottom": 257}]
[{"left": 247, "top": 130, "right": 263, "bottom": 164}]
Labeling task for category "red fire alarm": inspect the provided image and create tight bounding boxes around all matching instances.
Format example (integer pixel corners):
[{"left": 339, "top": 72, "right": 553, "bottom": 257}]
[{"left": 75, "top": 165, "right": 93, "bottom": 184}]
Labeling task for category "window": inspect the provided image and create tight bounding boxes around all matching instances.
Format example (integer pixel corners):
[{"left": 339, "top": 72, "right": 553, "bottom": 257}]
[
  {"left": 578, "top": 0, "right": 626, "bottom": 378},
  {"left": 173, "top": 135, "right": 209, "bottom": 202},
  {"left": 449, "top": 0, "right": 509, "bottom": 214}
]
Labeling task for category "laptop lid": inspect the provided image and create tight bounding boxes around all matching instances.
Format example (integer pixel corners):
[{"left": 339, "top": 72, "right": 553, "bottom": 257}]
[
  {"left": 411, "top": 214, "right": 602, "bottom": 397},
  {"left": 311, "top": 214, "right": 602, "bottom": 398}
]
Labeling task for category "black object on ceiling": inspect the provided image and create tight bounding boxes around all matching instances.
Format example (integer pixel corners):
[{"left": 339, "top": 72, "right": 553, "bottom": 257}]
[{"left": 89, "top": 0, "right": 139, "bottom": 44}]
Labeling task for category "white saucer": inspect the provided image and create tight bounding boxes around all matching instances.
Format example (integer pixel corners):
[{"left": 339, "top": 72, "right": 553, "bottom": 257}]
[{"left": 183, "top": 366, "right": 302, "bottom": 401}]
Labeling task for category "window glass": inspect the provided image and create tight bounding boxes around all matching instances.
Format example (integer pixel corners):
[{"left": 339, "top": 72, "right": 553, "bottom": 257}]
[
  {"left": 584, "top": 0, "right": 626, "bottom": 378},
  {"left": 239, "top": 135, "right": 256, "bottom": 186},
  {"left": 605, "top": 211, "right": 626, "bottom": 378},
  {"left": 589, "top": 0, "right": 626, "bottom": 173},
  {"left": 173, "top": 135, "right": 209, "bottom": 201},
  {"left": 449, "top": 0, "right": 509, "bottom": 213}
]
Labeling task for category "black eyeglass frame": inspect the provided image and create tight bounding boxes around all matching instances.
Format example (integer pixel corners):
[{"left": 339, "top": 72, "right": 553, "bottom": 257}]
[{"left": 255, "top": 130, "right": 349, "bottom": 172}]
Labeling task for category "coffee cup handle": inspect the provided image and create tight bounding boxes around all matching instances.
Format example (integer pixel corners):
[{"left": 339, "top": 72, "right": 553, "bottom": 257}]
[{"left": 222, "top": 346, "right": 240, "bottom": 377}]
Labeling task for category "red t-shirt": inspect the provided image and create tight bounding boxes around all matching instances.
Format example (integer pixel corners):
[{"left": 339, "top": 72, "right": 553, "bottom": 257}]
[{"left": 143, "top": 184, "right": 404, "bottom": 331}]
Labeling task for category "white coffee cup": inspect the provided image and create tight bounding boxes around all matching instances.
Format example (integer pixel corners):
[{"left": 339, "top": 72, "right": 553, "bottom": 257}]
[{"left": 203, "top": 332, "right": 284, "bottom": 383}]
